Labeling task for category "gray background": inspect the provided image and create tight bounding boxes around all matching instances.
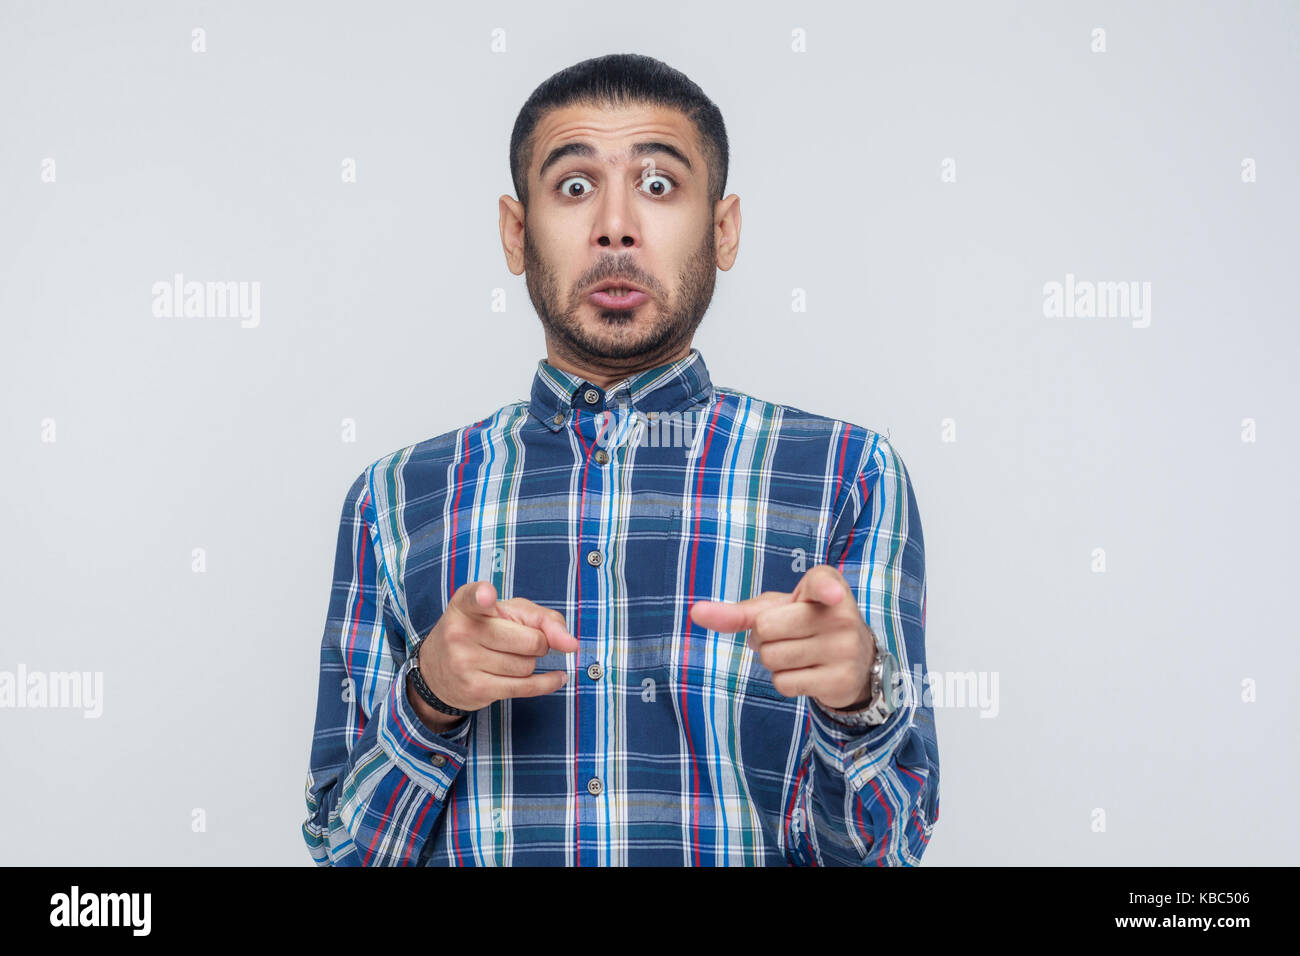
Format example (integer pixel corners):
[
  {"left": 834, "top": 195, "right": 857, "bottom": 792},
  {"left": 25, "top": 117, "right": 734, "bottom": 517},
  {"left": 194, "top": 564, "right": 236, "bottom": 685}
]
[{"left": 2, "top": 0, "right": 1296, "bottom": 865}]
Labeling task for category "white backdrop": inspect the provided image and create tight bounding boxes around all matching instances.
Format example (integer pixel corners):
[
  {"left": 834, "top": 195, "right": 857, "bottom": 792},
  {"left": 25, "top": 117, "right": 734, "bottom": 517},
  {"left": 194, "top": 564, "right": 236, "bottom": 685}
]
[{"left": 1, "top": 0, "right": 1296, "bottom": 865}]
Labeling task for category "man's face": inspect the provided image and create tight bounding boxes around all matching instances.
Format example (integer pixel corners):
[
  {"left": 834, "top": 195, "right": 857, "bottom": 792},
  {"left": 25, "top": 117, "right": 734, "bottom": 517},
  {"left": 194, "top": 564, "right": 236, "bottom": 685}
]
[{"left": 509, "top": 102, "right": 727, "bottom": 366}]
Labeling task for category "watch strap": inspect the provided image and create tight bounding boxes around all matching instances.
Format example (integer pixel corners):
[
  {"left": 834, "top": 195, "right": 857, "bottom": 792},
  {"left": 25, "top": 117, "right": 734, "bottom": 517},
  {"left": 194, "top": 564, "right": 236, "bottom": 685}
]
[{"left": 819, "top": 628, "right": 894, "bottom": 728}]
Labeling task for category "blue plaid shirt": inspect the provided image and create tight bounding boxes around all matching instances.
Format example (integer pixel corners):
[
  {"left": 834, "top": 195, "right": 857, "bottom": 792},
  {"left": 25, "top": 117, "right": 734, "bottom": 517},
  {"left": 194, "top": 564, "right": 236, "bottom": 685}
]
[{"left": 303, "top": 347, "right": 938, "bottom": 865}]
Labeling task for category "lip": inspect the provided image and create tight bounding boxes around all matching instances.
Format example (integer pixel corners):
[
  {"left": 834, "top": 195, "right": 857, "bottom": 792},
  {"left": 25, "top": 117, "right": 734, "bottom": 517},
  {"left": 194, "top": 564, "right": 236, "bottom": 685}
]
[
  {"left": 588, "top": 282, "right": 650, "bottom": 309},
  {"left": 589, "top": 278, "right": 648, "bottom": 294}
]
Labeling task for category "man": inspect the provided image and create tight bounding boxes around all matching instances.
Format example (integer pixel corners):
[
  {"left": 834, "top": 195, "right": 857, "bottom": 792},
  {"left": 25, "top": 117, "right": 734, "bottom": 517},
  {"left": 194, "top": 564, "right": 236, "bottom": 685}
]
[{"left": 302, "top": 53, "right": 938, "bottom": 866}]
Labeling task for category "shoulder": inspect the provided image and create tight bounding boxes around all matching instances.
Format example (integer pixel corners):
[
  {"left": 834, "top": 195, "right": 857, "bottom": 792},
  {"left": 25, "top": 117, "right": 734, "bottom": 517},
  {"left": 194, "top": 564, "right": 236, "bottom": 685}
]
[
  {"left": 342, "top": 400, "right": 530, "bottom": 519},
  {"left": 712, "top": 384, "right": 907, "bottom": 479}
]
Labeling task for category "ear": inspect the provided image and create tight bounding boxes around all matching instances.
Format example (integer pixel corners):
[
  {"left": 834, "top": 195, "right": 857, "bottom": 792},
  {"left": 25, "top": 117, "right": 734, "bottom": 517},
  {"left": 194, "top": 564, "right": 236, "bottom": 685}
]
[
  {"left": 713, "top": 193, "right": 741, "bottom": 271},
  {"left": 499, "top": 194, "right": 527, "bottom": 275}
]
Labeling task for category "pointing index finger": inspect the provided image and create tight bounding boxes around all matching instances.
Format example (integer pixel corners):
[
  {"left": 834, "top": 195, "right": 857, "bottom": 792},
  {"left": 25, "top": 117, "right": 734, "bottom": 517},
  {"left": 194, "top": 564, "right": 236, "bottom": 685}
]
[
  {"left": 495, "top": 599, "right": 579, "bottom": 654},
  {"left": 688, "top": 590, "right": 793, "bottom": 634}
]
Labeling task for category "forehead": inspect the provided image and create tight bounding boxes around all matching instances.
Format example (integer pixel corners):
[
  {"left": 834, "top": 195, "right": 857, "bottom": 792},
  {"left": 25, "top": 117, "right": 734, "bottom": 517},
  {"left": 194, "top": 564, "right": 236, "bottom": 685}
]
[{"left": 530, "top": 102, "right": 699, "bottom": 174}]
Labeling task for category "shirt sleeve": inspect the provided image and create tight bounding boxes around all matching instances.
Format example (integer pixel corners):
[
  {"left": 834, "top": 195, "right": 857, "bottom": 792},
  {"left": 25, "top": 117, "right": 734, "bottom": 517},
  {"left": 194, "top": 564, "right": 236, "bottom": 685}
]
[
  {"left": 784, "top": 434, "right": 940, "bottom": 866},
  {"left": 301, "top": 467, "right": 472, "bottom": 866}
]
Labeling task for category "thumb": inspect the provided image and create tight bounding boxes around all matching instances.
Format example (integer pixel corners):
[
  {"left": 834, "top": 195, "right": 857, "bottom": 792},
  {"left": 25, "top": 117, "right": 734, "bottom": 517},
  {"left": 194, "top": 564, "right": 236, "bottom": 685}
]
[
  {"left": 792, "top": 568, "right": 847, "bottom": 607},
  {"left": 455, "top": 580, "right": 501, "bottom": 619}
]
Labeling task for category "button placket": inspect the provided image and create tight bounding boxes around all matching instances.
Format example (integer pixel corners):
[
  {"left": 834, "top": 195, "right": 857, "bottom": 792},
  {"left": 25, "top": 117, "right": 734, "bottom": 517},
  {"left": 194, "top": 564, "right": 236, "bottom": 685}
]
[
  {"left": 576, "top": 407, "right": 611, "bottom": 818},
  {"left": 592, "top": 404, "right": 642, "bottom": 465}
]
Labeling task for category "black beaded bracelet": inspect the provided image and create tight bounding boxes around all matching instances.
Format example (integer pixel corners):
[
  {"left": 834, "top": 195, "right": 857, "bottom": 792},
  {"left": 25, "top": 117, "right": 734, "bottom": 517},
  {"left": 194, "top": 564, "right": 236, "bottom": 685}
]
[{"left": 407, "top": 637, "right": 474, "bottom": 717}]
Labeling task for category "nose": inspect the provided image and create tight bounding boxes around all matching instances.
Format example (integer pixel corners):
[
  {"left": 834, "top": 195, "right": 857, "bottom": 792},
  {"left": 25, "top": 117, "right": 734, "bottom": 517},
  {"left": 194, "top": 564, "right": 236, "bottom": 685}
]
[{"left": 593, "top": 187, "right": 639, "bottom": 249}]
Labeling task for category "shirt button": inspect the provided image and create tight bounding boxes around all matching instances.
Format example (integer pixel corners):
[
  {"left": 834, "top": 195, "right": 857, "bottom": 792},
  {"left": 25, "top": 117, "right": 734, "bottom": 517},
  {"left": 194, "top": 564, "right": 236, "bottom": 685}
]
[
  {"left": 430, "top": 754, "right": 447, "bottom": 767},
  {"left": 587, "top": 662, "right": 604, "bottom": 680},
  {"left": 587, "top": 777, "right": 603, "bottom": 796},
  {"left": 593, "top": 449, "right": 609, "bottom": 465},
  {"left": 583, "top": 388, "right": 601, "bottom": 405},
  {"left": 552, "top": 412, "right": 564, "bottom": 425},
  {"left": 586, "top": 549, "right": 603, "bottom": 567}
]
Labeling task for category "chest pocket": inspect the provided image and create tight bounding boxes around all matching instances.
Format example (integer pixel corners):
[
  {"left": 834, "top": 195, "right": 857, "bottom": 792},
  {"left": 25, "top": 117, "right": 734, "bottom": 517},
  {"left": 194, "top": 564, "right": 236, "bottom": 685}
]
[{"left": 655, "top": 503, "right": 824, "bottom": 703}]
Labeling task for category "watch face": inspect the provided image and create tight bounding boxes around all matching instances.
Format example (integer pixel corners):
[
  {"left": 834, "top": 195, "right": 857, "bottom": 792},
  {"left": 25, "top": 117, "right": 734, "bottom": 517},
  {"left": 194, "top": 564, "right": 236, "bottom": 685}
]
[{"left": 878, "top": 647, "right": 898, "bottom": 715}]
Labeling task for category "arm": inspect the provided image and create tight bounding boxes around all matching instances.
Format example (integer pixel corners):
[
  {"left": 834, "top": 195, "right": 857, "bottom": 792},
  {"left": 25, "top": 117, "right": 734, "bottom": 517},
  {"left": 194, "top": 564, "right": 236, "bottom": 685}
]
[
  {"left": 301, "top": 468, "right": 471, "bottom": 866},
  {"left": 785, "top": 434, "right": 940, "bottom": 866}
]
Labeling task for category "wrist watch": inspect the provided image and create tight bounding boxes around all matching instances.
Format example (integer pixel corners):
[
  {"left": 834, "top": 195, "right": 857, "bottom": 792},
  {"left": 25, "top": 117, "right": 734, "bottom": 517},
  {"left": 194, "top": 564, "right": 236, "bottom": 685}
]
[{"left": 819, "top": 627, "right": 895, "bottom": 729}]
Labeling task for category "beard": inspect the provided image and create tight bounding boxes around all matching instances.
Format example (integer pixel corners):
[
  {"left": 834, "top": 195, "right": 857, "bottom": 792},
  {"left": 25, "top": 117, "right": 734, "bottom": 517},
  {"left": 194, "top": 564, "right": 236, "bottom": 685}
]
[{"left": 523, "top": 224, "right": 716, "bottom": 368}]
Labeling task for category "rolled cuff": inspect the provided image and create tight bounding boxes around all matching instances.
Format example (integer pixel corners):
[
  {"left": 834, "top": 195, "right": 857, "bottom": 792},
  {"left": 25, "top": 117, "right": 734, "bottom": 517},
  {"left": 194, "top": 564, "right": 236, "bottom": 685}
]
[
  {"left": 378, "top": 658, "right": 472, "bottom": 800},
  {"left": 809, "top": 651, "right": 916, "bottom": 792}
]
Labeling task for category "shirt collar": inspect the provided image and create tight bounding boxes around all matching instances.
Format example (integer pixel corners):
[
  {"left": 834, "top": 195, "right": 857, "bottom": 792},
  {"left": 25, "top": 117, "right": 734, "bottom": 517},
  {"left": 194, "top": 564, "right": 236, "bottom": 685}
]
[{"left": 528, "top": 347, "right": 714, "bottom": 431}]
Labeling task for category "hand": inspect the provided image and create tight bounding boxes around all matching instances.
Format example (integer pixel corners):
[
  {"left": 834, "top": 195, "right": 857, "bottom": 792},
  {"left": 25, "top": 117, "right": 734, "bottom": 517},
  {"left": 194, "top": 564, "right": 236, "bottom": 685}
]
[
  {"left": 409, "top": 580, "right": 579, "bottom": 728},
  {"left": 687, "top": 564, "right": 876, "bottom": 712}
]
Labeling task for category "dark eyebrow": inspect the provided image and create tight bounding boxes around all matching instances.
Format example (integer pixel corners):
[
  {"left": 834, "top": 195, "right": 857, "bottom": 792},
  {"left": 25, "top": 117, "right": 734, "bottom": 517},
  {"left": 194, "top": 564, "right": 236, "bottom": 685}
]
[{"left": 536, "top": 141, "right": 693, "bottom": 180}]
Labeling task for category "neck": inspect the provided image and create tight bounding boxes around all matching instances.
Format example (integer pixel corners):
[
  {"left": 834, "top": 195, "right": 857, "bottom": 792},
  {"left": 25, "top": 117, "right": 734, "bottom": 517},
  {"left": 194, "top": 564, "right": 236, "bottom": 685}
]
[{"left": 544, "top": 343, "right": 692, "bottom": 391}]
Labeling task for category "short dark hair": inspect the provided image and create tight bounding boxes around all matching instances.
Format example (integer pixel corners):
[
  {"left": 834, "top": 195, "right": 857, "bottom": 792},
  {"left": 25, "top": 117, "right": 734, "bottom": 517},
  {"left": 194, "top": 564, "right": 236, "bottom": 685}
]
[{"left": 509, "top": 53, "right": 729, "bottom": 210}]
